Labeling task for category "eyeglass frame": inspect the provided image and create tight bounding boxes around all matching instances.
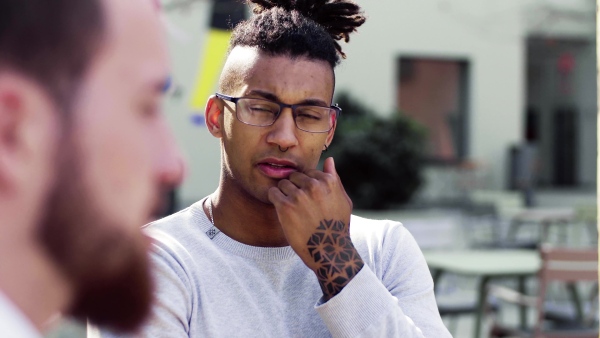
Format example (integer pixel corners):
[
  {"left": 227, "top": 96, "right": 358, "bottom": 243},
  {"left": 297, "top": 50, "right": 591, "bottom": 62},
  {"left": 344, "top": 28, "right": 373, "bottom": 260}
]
[{"left": 215, "top": 92, "right": 342, "bottom": 133}]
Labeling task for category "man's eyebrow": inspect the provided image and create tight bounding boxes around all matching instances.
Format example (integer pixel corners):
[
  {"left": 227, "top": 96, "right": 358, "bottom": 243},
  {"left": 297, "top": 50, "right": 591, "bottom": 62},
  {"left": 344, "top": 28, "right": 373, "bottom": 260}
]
[
  {"left": 245, "top": 90, "right": 279, "bottom": 101},
  {"left": 245, "top": 90, "right": 329, "bottom": 106},
  {"left": 300, "top": 98, "right": 329, "bottom": 107}
]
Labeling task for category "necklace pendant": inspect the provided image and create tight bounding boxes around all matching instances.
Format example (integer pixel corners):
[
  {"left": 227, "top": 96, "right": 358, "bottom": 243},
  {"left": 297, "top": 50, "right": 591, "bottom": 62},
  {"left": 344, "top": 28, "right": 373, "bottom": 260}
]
[{"left": 206, "top": 226, "right": 220, "bottom": 239}]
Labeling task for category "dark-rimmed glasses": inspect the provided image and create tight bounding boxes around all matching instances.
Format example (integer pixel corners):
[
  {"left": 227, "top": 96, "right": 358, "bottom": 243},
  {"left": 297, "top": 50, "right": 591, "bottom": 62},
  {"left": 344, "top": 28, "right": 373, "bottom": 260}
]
[{"left": 216, "top": 93, "right": 341, "bottom": 133}]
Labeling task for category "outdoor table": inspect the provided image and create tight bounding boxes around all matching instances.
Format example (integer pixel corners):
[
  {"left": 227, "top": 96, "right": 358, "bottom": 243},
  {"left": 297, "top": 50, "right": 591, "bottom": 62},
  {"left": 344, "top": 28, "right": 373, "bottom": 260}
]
[
  {"left": 424, "top": 249, "right": 541, "bottom": 338},
  {"left": 507, "top": 207, "right": 575, "bottom": 244}
]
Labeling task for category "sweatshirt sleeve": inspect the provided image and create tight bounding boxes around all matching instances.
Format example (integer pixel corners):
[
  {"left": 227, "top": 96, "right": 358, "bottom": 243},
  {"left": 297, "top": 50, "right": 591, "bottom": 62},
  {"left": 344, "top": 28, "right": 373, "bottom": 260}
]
[
  {"left": 88, "top": 231, "right": 193, "bottom": 338},
  {"left": 314, "top": 221, "right": 452, "bottom": 338}
]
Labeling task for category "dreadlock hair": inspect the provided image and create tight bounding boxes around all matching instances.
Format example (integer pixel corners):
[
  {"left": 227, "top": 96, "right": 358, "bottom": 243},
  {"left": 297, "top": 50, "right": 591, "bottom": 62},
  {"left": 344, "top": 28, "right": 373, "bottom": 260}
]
[{"left": 230, "top": 0, "right": 366, "bottom": 68}]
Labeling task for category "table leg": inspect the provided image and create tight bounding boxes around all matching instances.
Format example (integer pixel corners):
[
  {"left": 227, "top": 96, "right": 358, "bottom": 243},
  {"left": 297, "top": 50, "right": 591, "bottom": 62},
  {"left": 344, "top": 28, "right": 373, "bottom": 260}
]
[
  {"left": 518, "top": 276, "right": 527, "bottom": 329},
  {"left": 474, "top": 276, "right": 490, "bottom": 338},
  {"left": 508, "top": 220, "right": 520, "bottom": 242},
  {"left": 540, "top": 220, "right": 549, "bottom": 244},
  {"left": 566, "top": 283, "right": 583, "bottom": 322},
  {"left": 560, "top": 221, "right": 568, "bottom": 245}
]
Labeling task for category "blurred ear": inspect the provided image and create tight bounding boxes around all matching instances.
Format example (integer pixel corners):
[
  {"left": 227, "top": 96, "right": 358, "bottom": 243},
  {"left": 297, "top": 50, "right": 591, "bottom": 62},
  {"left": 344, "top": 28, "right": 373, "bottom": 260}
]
[
  {"left": 0, "top": 74, "right": 28, "bottom": 189},
  {"left": 205, "top": 95, "right": 223, "bottom": 138},
  {"left": 0, "top": 72, "right": 57, "bottom": 190}
]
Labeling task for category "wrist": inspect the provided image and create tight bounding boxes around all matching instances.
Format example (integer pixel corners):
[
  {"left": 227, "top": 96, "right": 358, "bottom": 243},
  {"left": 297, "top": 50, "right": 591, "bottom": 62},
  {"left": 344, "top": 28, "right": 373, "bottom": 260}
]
[{"left": 306, "top": 219, "right": 364, "bottom": 301}]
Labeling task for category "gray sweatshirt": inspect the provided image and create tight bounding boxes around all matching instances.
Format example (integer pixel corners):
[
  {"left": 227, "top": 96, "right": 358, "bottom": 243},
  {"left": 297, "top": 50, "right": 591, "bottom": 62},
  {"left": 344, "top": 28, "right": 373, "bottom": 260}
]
[{"left": 90, "top": 197, "right": 451, "bottom": 337}]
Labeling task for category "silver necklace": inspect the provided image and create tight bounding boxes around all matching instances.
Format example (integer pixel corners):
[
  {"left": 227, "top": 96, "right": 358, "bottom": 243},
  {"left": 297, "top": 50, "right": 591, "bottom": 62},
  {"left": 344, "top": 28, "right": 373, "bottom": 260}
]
[
  {"left": 205, "top": 196, "right": 220, "bottom": 239},
  {"left": 207, "top": 196, "right": 214, "bottom": 225}
]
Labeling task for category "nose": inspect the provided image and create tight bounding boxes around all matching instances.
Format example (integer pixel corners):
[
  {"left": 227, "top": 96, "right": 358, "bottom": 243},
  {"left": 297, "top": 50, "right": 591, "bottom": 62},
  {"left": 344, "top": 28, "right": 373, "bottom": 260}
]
[
  {"left": 266, "top": 108, "right": 298, "bottom": 150},
  {"left": 159, "top": 150, "right": 186, "bottom": 188},
  {"left": 155, "top": 125, "right": 186, "bottom": 189}
]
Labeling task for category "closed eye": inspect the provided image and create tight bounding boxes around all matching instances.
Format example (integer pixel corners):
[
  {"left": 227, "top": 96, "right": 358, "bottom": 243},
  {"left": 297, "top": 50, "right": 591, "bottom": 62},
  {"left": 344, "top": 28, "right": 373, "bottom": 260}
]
[
  {"left": 249, "top": 106, "right": 274, "bottom": 112},
  {"left": 297, "top": 112, "right": 321, "bottom": 120},
  {"left": 296, "top": 107, "right": 326, "bottom": 120}
]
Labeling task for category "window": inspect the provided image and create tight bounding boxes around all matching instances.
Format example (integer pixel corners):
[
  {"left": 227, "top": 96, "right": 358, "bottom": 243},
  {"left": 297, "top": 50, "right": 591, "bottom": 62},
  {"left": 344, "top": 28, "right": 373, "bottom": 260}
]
[{"left": 397, "top": 57, "right": 470, "bottom": 163}]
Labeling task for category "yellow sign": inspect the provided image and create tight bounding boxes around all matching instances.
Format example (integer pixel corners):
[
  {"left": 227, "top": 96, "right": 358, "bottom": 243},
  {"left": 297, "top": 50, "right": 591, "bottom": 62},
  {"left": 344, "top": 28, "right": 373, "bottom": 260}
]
[{"left": 190, "top": 29, "right": 232, "bottom": 112}]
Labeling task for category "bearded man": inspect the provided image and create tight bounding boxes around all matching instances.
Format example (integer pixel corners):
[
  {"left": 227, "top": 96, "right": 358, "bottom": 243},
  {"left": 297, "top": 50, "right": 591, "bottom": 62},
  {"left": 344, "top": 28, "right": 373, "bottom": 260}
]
[{"left": 0, "top": 0, "right": 184, "bottom": 336}]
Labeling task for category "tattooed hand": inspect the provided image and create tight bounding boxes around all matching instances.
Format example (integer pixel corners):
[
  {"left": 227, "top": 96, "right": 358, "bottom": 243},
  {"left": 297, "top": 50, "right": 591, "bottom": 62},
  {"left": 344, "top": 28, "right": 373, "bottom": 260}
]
[{"left": 268, "top": 157, "right": 364, "bottom": 300}]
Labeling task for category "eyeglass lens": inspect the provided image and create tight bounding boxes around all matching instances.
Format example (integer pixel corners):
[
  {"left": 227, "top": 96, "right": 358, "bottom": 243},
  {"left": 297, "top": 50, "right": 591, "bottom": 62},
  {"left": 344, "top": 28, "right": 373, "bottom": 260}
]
[{"left": 236, "top": 98, "right": 335, "bottom": 132}]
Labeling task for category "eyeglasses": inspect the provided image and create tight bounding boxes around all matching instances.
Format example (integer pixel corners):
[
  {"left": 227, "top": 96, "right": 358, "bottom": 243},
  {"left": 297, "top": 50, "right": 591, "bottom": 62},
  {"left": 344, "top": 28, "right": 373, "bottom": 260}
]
[{"left": 215, "top": 93, "right": 341, "bottom": 133}]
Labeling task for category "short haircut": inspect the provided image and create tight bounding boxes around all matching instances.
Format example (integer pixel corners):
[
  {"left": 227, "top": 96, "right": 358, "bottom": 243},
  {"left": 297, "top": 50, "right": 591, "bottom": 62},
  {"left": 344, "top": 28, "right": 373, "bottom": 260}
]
[
  {"left": 0, "top": 0, "right": 105, "bottom": 113},
  {"left": 219, "top": 0, "right": 365, "bottom": 93}
]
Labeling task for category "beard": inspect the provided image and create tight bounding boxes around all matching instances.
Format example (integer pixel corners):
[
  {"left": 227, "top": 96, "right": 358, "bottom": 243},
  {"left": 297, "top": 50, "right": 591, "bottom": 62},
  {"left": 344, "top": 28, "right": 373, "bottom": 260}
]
[{"left": 37, "top": 143, "right": 154, "bottom": 333}]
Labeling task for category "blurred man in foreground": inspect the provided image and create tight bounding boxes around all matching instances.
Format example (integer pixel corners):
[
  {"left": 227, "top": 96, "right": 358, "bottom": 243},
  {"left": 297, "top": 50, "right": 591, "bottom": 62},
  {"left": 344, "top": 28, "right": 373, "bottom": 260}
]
[{"left": 0, "top": 0, "right": 183, "bottom": 336}]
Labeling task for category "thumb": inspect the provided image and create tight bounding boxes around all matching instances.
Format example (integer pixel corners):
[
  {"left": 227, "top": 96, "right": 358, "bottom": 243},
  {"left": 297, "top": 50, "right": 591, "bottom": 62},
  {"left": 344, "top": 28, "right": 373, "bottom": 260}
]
[
  {"left": 324, "top": 157, "right": 353, "bottom": 212},
  {"left": 323, "top": 157, "right": 337, "bottom": 175}
]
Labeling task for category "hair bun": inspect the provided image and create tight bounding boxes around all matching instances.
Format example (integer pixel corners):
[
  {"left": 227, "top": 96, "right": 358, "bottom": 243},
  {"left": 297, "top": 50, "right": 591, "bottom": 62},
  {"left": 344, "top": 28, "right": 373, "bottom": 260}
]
[{"left": 249, "top": 0, "right": 365, "bottom": 58}]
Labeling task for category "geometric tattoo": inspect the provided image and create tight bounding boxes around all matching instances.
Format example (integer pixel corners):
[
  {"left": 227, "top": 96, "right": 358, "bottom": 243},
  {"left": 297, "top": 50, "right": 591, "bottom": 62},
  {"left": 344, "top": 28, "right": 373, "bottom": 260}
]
[{"left": 307, "top": 219, "right": 365, "bottom": 301}]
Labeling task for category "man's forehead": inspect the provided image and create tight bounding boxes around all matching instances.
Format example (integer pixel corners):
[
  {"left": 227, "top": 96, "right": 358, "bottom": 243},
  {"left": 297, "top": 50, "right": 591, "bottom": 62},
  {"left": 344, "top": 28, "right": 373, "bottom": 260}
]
[
  {"left": 224, "top": 47, "right": 332, "bottom": 73},
  {"left": 222, "top": 47, "right": 262, "bottom": 78},
  {"left": 99, "top": 0, "right": 169, "bottom": 80},
  {"left": 221, "top": 46, "right": 334, "bottom": 94},
  {"left": 101, "top": 0, "right": 163, "bottom": 45}
]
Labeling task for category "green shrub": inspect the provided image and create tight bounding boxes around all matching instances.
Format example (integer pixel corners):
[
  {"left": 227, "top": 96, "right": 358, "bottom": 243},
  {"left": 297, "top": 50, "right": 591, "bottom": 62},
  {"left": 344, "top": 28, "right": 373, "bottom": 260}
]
[{"left": 328, "top": 92, "right": 426, "bottom": 210}]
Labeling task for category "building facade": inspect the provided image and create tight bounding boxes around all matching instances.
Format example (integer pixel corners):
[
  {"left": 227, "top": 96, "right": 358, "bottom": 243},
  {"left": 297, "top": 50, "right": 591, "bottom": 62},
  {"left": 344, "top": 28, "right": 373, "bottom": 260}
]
[{"left": 161, "top": 0, "right": 596, "bottom": 207}]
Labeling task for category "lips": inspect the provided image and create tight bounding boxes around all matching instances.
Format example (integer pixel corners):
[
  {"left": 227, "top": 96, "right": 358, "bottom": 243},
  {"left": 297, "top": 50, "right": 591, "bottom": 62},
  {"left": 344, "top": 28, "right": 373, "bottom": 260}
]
[{"left": 257, "top": 158, "right": 299, "bottom": 179}]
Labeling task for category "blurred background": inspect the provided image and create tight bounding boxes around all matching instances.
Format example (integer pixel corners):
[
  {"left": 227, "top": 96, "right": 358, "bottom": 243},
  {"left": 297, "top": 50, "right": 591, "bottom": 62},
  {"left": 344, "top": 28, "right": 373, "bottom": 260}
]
[{"left": 49, "top": 0, "right": 598, "bottom": 337}]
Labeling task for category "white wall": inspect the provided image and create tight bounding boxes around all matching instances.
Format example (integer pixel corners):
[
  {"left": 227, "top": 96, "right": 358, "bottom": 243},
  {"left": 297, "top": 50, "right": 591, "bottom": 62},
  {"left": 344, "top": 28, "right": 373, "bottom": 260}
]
[{"left": 336, "top": 0, "right": 525, "bottom": 189}]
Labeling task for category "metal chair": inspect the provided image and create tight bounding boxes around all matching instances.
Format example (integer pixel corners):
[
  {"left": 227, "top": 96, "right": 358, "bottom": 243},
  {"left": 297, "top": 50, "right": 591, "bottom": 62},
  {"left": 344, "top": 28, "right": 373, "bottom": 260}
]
[{"left": 488, "top": 245, "right": 598, "bottom": 338}]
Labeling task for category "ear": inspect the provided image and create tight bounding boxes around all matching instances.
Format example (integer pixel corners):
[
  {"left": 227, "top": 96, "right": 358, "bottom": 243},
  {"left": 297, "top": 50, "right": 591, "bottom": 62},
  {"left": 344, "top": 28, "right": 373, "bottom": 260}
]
[
  {"left": 324, "top": 117, "right": 337, "bottom": 149},
  {"left": 205, "top": 95, "right": 224, "bottom": 138},
  {"left": 0, "top": 88, "right": 21, "bottom": 152},
  {"left": 0, "top": 75, "right": 28, "bottom": 189},
  {"left": 0, "top": 72, "right": 57, "bottom": 191}
]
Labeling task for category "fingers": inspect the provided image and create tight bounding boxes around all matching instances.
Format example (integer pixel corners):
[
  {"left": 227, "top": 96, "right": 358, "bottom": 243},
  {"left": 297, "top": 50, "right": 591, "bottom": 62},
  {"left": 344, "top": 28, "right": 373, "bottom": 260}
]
[
  {"left": 322, "top": 157, "right": 352, "bottom": 208},
  {"left": 323, "top": 157, "right": 336, "bottom": 176},
  {"left": 288, "top": 171, "right": 314, "bottom": 189},
  {"left": 304, "top": 157, "right": 336, "bottom": 181},
  {"left": 278, "top": 157, "right": 348, "bottom": 205},
  {"left": 286, "top": 158, "right": 344, "bottom": 202},
  {"left": 267, "top": 186, "right": 287, "bottom": 205},
  {"left": 277, "top": 178, "right": 300, "bottom": 196}
]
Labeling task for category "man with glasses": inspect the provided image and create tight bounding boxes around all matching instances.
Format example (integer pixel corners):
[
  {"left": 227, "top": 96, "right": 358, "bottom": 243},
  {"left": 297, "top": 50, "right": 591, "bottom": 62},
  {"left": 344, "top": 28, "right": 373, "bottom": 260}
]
[{"left": 95, "top": 0, "right": 450, "bottom": 336}]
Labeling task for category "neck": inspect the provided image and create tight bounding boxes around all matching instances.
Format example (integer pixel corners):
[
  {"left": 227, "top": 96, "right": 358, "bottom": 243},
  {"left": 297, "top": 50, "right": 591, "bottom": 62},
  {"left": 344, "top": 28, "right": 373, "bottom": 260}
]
[
  {"left": 209, "top": 178, "right": 288, "bottom": 247},
  {"left": 0, "top": 224, "right": 72, "bottom": 333}
]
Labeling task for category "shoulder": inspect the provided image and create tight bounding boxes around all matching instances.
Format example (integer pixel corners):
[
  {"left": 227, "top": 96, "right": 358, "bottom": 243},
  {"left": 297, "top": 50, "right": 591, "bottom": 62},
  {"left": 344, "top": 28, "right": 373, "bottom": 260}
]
[
  {"left": 349, "top": 214, "right": 427, "bottom": 280},
  {"left": 349, "top": 214, "right": 416, "bottom": 250},
  {"left": 144, "top": 203, "right": 197, "bottom": 235},
  {"left": 142, "top": 200, "right": 213, "bottom": 261}
]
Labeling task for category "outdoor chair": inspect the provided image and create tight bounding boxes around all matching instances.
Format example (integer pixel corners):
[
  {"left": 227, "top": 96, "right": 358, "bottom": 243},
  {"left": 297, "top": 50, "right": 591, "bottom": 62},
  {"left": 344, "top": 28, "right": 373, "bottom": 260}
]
[
  {"left": 461, "top": 202, "right": 537, "bottom": 250},
  {"left": 437, "top": 290, "right": 499, "bottom": 335},
  {"left": 575, "top": 205, "right": 598, "bottom": 245},
  {"left": 487, "top": 245, "right": 598, "bottom": 338}
]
